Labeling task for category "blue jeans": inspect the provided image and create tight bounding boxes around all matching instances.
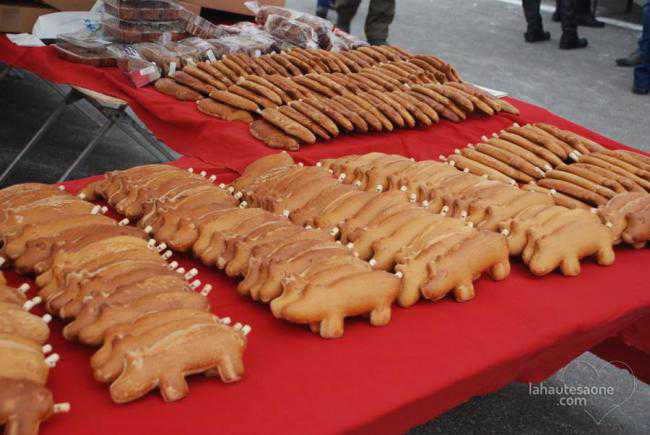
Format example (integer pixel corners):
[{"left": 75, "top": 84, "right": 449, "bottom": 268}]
[
  {"left": 317, "top": 0, "right": 332, "bottom": 7},
  {"left": 634, "top": 3, "right": 650, "bottom": 90}
]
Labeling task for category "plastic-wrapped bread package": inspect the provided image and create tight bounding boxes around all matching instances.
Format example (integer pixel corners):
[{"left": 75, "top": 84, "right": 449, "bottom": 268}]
[
  {"left": 54, "top": 29, "right": 117, "bottom": 67},
  {"left": 108, "top": 44, "right": 161, "bottom": 87},
  {"left": 263, "top": 14, "right": 319, "bottom": 49},
  {"left": 208, "top": 34, "right": 276, "bottom": 59},
  {"left": 294, "top": 14, "right": 334, "bottom": 49},
  {"left": 247, "top": 1, "right": 298, "bottom": 25},
  {"left": 103, "top": 0, "right": 182, "bottom": 22},
  {"left": 329, "top": 28, "right": 369, "bottom": 51},
  {"left": 178, "top": 36, "right": 218, "bottom": 59},
  {"left": 134, "top": 42, "right": 181, "bottom": 75},
  {"left": 102, "top": 15, "right": 186, "bottom": 43},
  {"left": 164, "top": 41, "right": 202, "bottom": 66},
  {"left": 179, "top": 6, "right": 226, "bottom": 39}
]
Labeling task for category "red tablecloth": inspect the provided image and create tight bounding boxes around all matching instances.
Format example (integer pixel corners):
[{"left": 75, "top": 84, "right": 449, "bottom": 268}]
[{"left": 2, "top": 35, "right": 650, "bottom": 435}]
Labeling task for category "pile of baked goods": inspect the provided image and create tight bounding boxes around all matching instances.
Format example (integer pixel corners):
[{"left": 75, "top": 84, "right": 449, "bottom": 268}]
[
  {"left": 0, "top": 182, "right": 248, "bottom": 405},
  {"left": 80, "top": 164, "right": 400, "bottom": 339},
  {"left": 437, "top": 122, "right": 650, "bottom": 248},
  {"left": 0, "top": 273, "right": 69, "bottom": 435},
  {"left": 154, "top": 44, "right": 518, "bottom": 149},
  {"left": 231, "top": 153, "right": 511, "bottom": 305},
  {"left": 227, "top": 151, "right": 616, "bottom": 282}
]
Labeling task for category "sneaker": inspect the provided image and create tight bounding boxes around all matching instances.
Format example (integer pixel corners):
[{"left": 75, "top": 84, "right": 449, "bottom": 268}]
[
  {"left": 616, "top": 52, "right": 642, "bottom": 67},
  {"left": 632, "top": 86, "right": 649, "bottom": 95},
  {"left": 524, "top": 30, "right": 551, "bottom": 43}
]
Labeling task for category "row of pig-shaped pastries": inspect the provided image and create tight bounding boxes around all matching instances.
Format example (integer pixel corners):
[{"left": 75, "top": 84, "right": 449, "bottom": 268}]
[
  {"left": 313, "top": 152, "right": 615, "bottom": 277},
  {"left": 441, "top": 122, "right": 650, "bottom": 248},
  {"left": 0, "top": 273, "right": 69, "bottom": 435},
  {"left": 80, "top": 164, "right": 400, "bottom": 338},
  {"left": 0, "top": 182, "right": 248, "bottom": 403},
  {"left": 229, "top": 153, "right": 511, "bottom": 306}
]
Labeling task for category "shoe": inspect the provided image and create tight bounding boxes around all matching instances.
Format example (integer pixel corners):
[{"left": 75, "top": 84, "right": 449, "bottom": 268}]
[
  {"left": 577, "top": 14, "right": 605, "bottom": 28},
  {"left": 524, "top": 30, "right": 551, "bottom": 43},
  {"left": 559, "top": 35, "right": 588, "bottom": 49},
  {"left": 316, "top": 6, "right": 328, "bottom": 19},
  {"left": 552, "top": 11, "right": 561, "bottom": 22},
  {"left": 632, "top": 86, "right": 649, "bottom": 95},
  {"left": 367, "top": 39, "right": 387, "bottom": 46},
  {"left": 616, "top": 52, "right": 642, "bottom": 67}
]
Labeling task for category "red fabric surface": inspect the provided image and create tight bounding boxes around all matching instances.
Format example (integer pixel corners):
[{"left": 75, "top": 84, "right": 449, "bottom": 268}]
[{"left": 2, "top": 35, "right": 650, "bottom": 434}]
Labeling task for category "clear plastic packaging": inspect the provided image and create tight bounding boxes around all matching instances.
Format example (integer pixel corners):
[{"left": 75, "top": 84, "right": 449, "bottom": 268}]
[
  {"left": 177, "top": 36, "right": 215, "bottom": 58},
  {"left": 164, "top": 41, "right": 201, "bottom": 66},
  {"left": 295, "top": 14, "right": 333, "bottom": 49},
  {"left": 245, "top": 1, "right": 297, "bottom": 25},
  {"left": 102, "top": 15, "right": 186, "bottom": 43},
  {"left": 54, "top": 43, "right": 117, "bottom": 67},
  {"left": 179, "top": 7, "right": 224, "bottom": 39},
  {"left": 263, "top": 14, "right": 318, "bottom": 49},
  {"left": 133, "top": 42, "right": 180, "bottom": 75},
  {"left": 108, "top": 44, "right": 161, "bottom": 87},
  {"left": 58, "top": 29, "right": 114, "bottom": 51},
  {"left": 207, "top": 34, "right": 276, "bottom": 58},
  {"left": 103, "top": 0, "right": 182, "bottom": 22},
  {"left": 55, "top": 29, "right": 116, "bottom": 67},
  {"left": 329, "top": 28, "right": 369, "bottom": 51}
]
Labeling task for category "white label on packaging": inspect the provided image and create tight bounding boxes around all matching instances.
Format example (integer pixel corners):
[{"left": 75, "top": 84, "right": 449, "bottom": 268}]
[
  {"left": 207, "top": 50, "right": 216, "bottom": 63},
  {"left": 140, "top": 66, "right": 157, "bottom": 76},
  {"left": 169, "top": 61, "right": 177, "bottom": 76},
  {"left": 254, "top": 49, "right": 261, "bottom": 57},
  {"left": 186, "top": 57, "right": 196, "bottom": 66}
]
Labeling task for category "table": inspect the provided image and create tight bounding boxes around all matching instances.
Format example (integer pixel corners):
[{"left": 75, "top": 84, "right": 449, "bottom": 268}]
[{"left": 1, "top": 35, "right": 649, "bottom": 435}]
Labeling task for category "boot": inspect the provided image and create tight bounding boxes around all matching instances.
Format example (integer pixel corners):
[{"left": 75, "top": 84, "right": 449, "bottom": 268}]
[
  {"left": 558, "top": 1, "right": 587, "bottom": 49},
  {"left": 524, "top": 29, "right": 551, "bottom": 43},
  {"left": 559, "top": 32, "right": 588, "bottom": 49}
]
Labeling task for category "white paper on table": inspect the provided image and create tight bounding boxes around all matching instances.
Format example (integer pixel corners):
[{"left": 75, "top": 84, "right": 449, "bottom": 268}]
[
  {"left": 471, "top": 84, "right": 508, "bottom": 98},
  {"left": 32, "top": 11, "right": 102, "bottom": 40},
  {"left": 6, "top": 33, "right": 46, "bottom": 47}
]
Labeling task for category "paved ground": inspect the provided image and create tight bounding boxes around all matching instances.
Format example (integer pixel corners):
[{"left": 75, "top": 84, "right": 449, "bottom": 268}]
[
  {"left": 1, "top": 0, "right": 649, "bottom": 432},
  {"left": 291, "top": 0, "right": 649, "bottom": 151}
]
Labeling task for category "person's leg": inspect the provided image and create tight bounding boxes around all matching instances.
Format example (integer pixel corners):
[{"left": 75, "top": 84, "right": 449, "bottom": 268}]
[
  {"left": 523, "top": 0, "right": 551, "bottom": 42},
  {"left": 365, "top": 0, "right": 395, "bottom": 45},
  {"left": 317, "top": 0, "right": 331, "bottom": 19},
  {"left": 576, "top": 0, "right": 604, "bottom": 28},
  {"left": 335, "top": 0, "right": 362, "bottom": 33},
  {"left": 559, "top": 0, "right": 588, "bottom": 49},
  {"left": 633, "top": 4, "right": 650, "bottom": 93},
  {"left": 553, "top": 0, "right": 562, "bottom": 22}
]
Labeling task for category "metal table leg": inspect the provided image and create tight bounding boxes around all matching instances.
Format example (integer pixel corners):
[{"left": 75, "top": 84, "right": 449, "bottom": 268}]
[{"left": 56, "top": 112, "right": 118, "bottom": 183}]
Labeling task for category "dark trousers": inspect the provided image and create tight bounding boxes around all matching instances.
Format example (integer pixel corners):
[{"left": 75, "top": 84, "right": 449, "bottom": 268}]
[
  {"left": 556, "top": 0, "right": 591, "bottom": 16},
  {"left": 634, "top": 3, "right": 650, "bottom": 90},
  {"left": 335, "top": 0, "right": 395, "bottom": 43},
  {"left": 317, "top": 0, "right": 331, "bottom": 8},
  {"left": 523, "top": 0, "right": 577, "bottom": 34}
]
